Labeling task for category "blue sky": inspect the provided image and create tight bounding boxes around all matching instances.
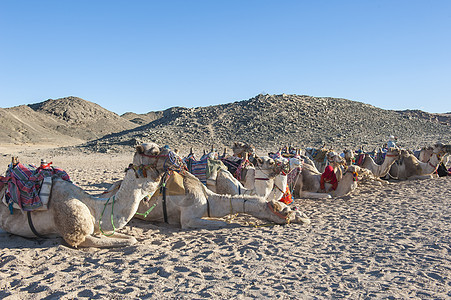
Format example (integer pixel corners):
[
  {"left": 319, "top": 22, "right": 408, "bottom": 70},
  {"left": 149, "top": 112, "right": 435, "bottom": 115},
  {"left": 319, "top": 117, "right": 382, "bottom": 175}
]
[{"left": 1, "top": 1, "right": 450, "bottom": 114}]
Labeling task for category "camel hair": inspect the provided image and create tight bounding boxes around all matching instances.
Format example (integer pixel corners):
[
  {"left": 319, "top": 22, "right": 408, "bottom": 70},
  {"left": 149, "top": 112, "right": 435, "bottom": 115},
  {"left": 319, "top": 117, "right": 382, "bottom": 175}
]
[
  {"left": 389, "top": 150, "right": 444, "bottom": 180},
  {"left": 360, "top": 147, "right": 401, "bottom": 178},
  {"left": 134, "top": 165, "right": 310, "bottom": 228},
  {"left": 0, "top": 143, "right": 182, "bottom": 248}
]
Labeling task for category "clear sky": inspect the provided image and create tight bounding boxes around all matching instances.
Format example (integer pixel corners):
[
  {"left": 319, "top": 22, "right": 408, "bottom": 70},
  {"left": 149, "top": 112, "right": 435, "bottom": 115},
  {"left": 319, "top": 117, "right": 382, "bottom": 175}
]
[{"left": 1, "top": 1, "right": 450, "bottom": 114}]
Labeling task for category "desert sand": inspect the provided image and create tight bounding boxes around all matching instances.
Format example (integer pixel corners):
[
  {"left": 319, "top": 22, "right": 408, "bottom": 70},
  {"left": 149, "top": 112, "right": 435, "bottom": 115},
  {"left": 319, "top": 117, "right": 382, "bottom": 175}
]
[{"left": 0, "top": 149, "right": 450, "bottom": 299}]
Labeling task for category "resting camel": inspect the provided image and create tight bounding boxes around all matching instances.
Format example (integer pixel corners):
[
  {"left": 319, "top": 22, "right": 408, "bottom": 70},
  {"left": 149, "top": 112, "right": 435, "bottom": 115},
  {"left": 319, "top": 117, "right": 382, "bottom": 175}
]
[
  {"left": 414, "top": 146, "right": 434, "bottom": 163},
  {"left": 213, "top": 164, "right": 288, "bottom": 202},
  {"left": 360, "top": 147, "right": 400, "bottom": 178},
  {"left": 0, "top": 143, "right": 182, "bottom": 248},
  {"left": 134, "top": 168, "right": 310, "bottom": 228},
  {"left": 289, "top": 163, "right": 364, "bottom": 199},
  {"left": 305, "top": 147, "right": 336, "bottom": 172},
  {"left": 389, "top": 149, "right": 443, "bottom": 180}
]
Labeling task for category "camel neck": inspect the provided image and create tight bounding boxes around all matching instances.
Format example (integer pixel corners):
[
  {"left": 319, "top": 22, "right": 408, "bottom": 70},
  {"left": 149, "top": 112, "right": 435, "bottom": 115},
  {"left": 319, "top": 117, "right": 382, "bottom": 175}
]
[{"left": 96, "top": 170, "right": 161, "bottom": 233}]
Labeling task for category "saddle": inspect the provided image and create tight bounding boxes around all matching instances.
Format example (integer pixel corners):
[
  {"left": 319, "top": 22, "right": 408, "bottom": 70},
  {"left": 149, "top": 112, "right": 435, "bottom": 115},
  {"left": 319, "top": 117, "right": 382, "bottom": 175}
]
[
  {"left": 185, "top": 154, "right": 227, "bottom": 185},
  {"left": 221, "top": 156, "right": 251, "bottom": 181},
  {"left": 0, "top": 161, "right": 71, "bottom": 212},
  {"left": 151, "top": 171, "right": 186, "bottom": 198}
]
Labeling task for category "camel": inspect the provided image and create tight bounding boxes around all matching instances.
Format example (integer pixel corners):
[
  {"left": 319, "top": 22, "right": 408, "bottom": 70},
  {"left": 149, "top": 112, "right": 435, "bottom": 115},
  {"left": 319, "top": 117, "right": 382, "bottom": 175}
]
[
  {"left": 212, "top": 165, "right": 288, "bottom": 203},
  {"left": 360, "top": 147, "right": 401, "bottom": 178},
  {"left": 292, "top": 163, "right": 362, "bottom": 198},
  {"left": 343, "top": 149, "right": 355, "bottom": 166},
  {"left": 389, "top": 149, "right": 443, "bottom": 180},
  {"left": 433, "top": 143, "right": 451, "bottom": 167},
  {"left": 305, "top": 147, "right": 333, "bottom": 172},
  {"left": 0, "top": 143, "right": 183, "bottom": 248},
  {"left": 232, "top": 142, "right": 255, "bottom": 158},
  {"left": 414, "top": 146, "right": 434, "bottom": 163},
  {"left": 134, "top": 167, "right": 310, "bottom": 228}
]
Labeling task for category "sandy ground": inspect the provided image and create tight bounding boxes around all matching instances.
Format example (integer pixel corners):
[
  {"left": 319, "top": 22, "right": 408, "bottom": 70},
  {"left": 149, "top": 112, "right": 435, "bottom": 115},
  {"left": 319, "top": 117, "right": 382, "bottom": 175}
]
[{"left": 0, "top": 149, "right": 450, "bottom": 299}]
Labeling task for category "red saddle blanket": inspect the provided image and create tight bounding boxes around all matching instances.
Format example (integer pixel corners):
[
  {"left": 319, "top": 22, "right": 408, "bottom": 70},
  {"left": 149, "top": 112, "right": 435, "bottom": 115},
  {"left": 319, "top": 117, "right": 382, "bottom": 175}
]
[{"left": 0, "top": 163, "right": 71, "bottom": 211}]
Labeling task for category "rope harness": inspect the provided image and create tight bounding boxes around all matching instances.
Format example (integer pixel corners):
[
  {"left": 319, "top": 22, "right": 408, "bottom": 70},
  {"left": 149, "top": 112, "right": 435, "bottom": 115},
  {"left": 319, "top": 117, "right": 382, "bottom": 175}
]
[
  {"left": 27, "top": 211, "right": 46, "bottom": 238},
  {"left": 99, "top": 149, "right": 184, "bottom": 235}
]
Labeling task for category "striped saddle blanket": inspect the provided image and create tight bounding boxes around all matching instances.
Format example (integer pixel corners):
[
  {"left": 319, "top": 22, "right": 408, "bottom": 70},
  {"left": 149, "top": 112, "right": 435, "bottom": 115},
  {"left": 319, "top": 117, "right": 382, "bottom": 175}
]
[
  {"left": 185, "top": 156, "right": 226, "bottom": 185},
  {"left": 0, "top": 163, "right": 71, "bottom": 211}
]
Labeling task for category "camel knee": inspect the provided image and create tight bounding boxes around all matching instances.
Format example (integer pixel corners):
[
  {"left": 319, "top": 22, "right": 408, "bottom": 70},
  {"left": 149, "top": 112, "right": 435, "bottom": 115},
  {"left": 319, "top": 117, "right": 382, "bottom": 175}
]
[{"left": 53, "top": 199, "right": 95, "bottom": 247}]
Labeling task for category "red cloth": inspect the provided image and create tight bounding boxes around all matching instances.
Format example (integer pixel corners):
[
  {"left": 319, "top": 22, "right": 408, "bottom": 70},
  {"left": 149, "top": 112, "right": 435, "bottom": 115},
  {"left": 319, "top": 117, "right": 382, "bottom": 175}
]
[
  {"left": 279, "top": 185, "right": 293, "bottom": 205},
  {"left": 320, "top": 165, "right": 338, "bottom": 191}
]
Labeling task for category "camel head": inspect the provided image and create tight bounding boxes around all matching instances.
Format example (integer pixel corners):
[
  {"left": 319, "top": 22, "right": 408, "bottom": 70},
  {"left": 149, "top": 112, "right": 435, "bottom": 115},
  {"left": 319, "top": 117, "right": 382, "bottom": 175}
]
[
  {"left": 254, "top": 156, "right": 286, "bottom": 177},
  {"left": 343, "top": 149, "right": 354, "bottom": 160},
  {"left": 434, "top": 142, "right": 451, "bottom": 155},
  {"left": 344, "top": 165, "right": 360, "bottom": 181},
  {"left": 232, "top": 142, "right": 255, "bottom": 158},
  {"left": 133, "top": 143, "right": 185, "bottom": 173},
  {"left": 386, "top": 147, "right": 401, "bottom": 158},
  {"left": 400, "top": 149, "right": 411, "bottom": 157},
  {"left": 267, "top": 201, "right": 311, "bottom": 225}
]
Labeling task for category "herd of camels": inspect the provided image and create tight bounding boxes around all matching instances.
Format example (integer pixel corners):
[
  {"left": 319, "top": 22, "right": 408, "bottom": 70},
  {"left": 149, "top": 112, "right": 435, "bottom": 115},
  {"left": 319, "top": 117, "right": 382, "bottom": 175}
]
[{"left": 0, "top": 141, "right": 450, "bottom": 248}]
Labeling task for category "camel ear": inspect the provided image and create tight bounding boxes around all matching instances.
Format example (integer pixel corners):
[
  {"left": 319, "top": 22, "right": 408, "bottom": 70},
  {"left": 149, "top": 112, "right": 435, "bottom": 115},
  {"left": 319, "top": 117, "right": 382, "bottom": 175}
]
[
  {"left": 136, "top": 145, "right": 145, "bottom": 154},
  {"left": 256, "top": 157, "right": 263, "bottom": 166},
  {"left": 150, "top": 147, "right": 160, "bottom": 156}
]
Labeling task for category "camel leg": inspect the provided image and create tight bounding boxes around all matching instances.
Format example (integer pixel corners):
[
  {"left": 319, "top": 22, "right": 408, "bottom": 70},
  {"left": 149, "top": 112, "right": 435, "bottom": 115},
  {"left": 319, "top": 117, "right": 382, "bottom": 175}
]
[
  {"left": 77, "top": 233, "right": 137, "bottom": 248},
  {"left": 180, "top": 206, "right": 228, "bottom": 229},
  {"left": 52, "top": 199, "right": 96, "bottom": 248},
  {"left": 181, "top": 217, "right": 228, "bottom": 229},
  {"left": 407, "top": 174, "right": 434, "bottom": 180},
  {"left": 299, "top": 191, "right": 332, "bottom": 199}
]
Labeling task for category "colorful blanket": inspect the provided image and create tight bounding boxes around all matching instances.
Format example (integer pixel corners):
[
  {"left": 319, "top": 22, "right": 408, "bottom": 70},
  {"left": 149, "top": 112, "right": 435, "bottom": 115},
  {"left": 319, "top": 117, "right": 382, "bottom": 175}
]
[
  {"left": 187, "top": 157, "right": 226, "bottom": 185},
  {"left": 287, "top": 166, "right": 302, "bottom": 187},
  {"left": 190, "top": 158, "right": 209, "bottom": 184},
  {"left": 0, "top": 163, "right": 71, "bottom": 211},
  {"left": 221, "top": 156, "right": 251, "bottom": 181}
]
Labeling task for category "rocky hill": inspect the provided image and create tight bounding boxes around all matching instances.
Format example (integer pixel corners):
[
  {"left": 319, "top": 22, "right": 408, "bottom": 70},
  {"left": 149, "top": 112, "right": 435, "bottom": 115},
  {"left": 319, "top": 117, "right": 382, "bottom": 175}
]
[
  {"left": 2, "top": 94, "right": 449, "bottom": 154},
  {"left": 0, "top": 97, "right": 137, "bottom": 145},
  {"left": 75, "top": 94, "right": 451, "bottom": 154}
]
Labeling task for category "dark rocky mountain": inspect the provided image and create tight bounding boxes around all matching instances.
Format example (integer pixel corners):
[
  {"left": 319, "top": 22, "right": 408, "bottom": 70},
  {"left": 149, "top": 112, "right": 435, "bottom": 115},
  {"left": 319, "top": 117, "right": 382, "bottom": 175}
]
[
  {"left": 75, "top": 94, "right": 451, "bottom": 154},
  {"left": 2, "top": 94, "right": 449, "bottom": 154},
  {"left": 396, "top": 110, "right": 451, "bottom": 126}
]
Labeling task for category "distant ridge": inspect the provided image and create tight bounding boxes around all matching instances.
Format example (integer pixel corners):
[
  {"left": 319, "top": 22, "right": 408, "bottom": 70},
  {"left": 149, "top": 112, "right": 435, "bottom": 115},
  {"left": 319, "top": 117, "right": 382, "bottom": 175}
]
[{"left": 0, "top": 96, "right": 137, "bottom": 145}]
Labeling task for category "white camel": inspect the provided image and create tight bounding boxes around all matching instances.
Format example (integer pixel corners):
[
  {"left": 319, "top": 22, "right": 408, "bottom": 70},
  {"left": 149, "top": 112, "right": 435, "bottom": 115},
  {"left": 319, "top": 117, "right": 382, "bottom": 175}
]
[
  {"left": 414, "top": 146, "right": 435, "bottom": 163},
  {"left": 360, "top": 147, "right": 401, "bottom": 178},
  {"left": 0, "top": 143, "right": 182, "bottom": 248},
  {"left": 389, "top": 149, "right": 444, "bottom": 180},
  {"left": 290, "top": 163, "right": 364, "bottom": 199},
  {"left": 134, "top": 168, "right": 310, "bottom": 228},
  {"left": 212, "top": 165, "right": 288, "bottom": 203}
]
